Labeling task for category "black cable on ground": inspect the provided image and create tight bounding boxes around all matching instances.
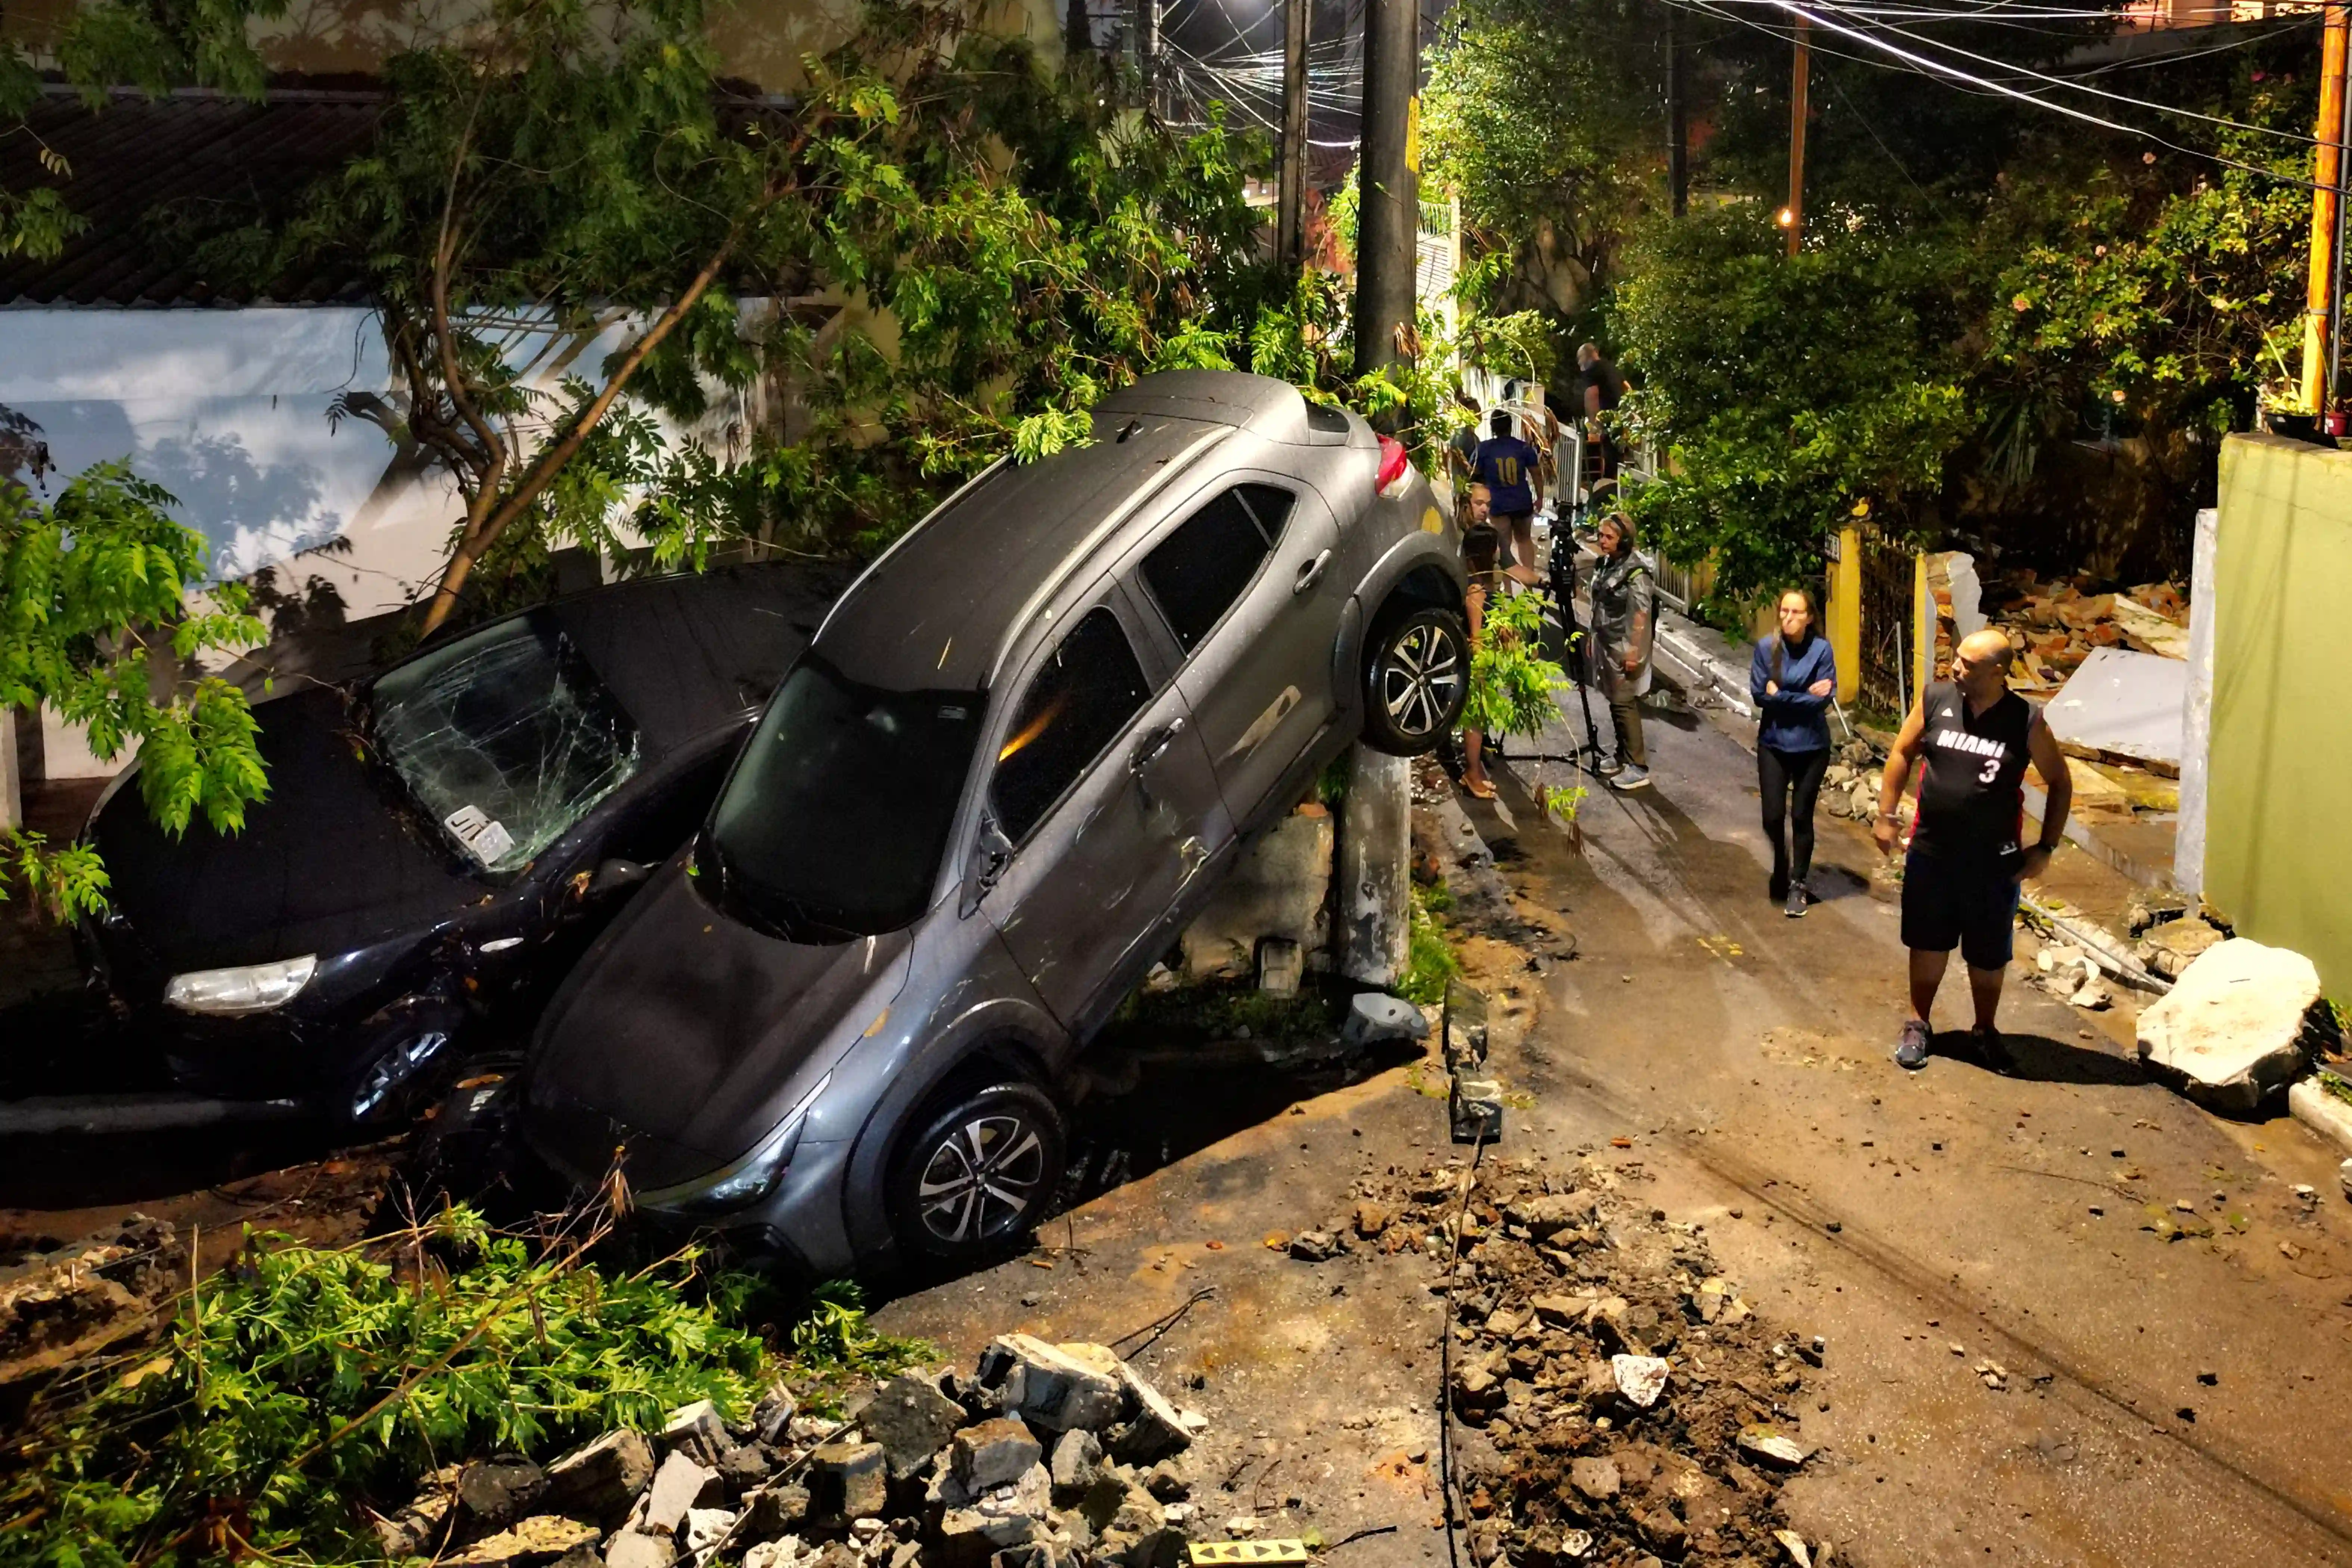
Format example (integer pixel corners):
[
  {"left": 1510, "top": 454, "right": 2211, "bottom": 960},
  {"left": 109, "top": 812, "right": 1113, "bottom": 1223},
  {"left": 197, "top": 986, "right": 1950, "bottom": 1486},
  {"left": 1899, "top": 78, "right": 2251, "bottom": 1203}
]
[{"left": 1436, "top": 1129, "right": 1493, "bottom": 1568}]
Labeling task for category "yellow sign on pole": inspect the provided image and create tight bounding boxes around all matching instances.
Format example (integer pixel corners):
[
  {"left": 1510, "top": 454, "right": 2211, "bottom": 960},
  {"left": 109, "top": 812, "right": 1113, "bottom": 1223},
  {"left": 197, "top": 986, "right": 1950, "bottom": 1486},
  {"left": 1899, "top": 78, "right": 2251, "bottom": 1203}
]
[{"left": 1405, "top": 96, "right": 1422, "bottom": 175}]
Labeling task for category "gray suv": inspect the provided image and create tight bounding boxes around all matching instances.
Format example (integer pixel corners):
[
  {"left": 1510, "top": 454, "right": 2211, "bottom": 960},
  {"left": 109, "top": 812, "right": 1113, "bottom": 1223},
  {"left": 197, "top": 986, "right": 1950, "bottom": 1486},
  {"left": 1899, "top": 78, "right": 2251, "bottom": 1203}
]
[{"left": 520, "top": 372, "right": 1466, "bottom": 1275}]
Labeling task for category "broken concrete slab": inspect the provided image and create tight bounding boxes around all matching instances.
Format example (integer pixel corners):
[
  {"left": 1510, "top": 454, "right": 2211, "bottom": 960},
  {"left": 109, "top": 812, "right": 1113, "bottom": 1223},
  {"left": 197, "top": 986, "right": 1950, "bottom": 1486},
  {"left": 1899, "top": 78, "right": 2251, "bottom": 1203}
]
[
  {"left": 458, "top": 1458, "right": 547, "bottom": 1528},
  {"left": 661, "top": 1400, "right": 731, "bottom": 1467},
  {"left": 2289, "top": 1077, "right": 2352, "bottom": 1158},
  {"left": 976, "top": 1335, "right": 1127, "bottom": 1432},
  {"left": 860, "top": 1371, "right": 969, "bottom": 1481},
  {"left": 445, "top": 1515, "right": 602, "bottom": 1568},
  {"left": 641, "top": 1451, "right": 722, "bottom": 1537},
  {"left": 2136, "top": 938, "right": 2321, "bottom": 1112},
  {"left": 1610, "top": 1355, "right": 1671, "bottom": 1409},
  {"left": 951, "top": 1418, "right": 1044, "bottom": 1493},
  {"left": 2045, "top": 648, "right": 2185, "bottom": 769},
  {"left": 1047, "top": 1429, "right": 1103, "bottom": 1500},
  {"left": 2141, "top": 917, "right": 2226, "bottom": 979},
  {"left": 1107, "top": 1360, "right": 1192, "bottom": 1463},
  {"left": 1341, "top": 991, "right": 1429, "bottom": 1048},
  {"left": 543, "top": 1428, "right": 655, "bottom": 1524},
  {"left": 808, "top": 1438, "right": 889, "bottom": 1522}
]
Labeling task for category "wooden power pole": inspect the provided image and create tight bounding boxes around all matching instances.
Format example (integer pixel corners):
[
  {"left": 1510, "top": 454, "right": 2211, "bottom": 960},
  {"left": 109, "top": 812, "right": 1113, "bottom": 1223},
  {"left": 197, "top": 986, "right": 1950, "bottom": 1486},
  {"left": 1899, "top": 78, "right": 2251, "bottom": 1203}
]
[
  {"left": 1355, "top": 0, "right": 1419, "bottom": 379},
  {"left": 1667, "top": 4, "right": 1689, "bottom": 217},
  {"left": 1784, "top": 16, "right": 1810, "bottom": 256},
  {"left": 2302, "top": 2, "right": 2350, "bottom": 416},
  {"left": 1278, "top": 0, "right": 1310, "bottom": 276}
]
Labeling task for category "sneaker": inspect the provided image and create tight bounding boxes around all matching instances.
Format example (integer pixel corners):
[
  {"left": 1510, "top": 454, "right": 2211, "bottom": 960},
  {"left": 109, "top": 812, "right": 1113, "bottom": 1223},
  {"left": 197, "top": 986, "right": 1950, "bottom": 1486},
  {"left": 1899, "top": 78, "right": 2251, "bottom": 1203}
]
[
  {"left": 1597, "top": 756, "right": 1628, "bottom": 778},
  {"left": 1784, "top": 881, "right": 1809, "bottom": 918},
  {"left": 1609, "top": 765, "right": 1652, "bottom": 792},
  {"left": 1895, "top": 1017, "right": 1931, "bottom": 1071}
]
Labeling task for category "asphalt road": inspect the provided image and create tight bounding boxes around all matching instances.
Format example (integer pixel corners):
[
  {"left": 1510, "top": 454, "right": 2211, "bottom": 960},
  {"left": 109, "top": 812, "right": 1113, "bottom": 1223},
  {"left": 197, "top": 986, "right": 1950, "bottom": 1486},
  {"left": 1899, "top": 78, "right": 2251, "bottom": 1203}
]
[{"left": 879, "top": 696, "right": 2352, "bottom": 1568}]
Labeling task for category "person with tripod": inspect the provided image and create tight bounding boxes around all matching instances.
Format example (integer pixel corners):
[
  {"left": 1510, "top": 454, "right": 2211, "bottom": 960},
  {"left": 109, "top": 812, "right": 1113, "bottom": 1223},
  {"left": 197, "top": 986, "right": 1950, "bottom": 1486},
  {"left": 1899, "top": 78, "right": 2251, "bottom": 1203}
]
[
  {"left": 1751, "top": 587, "right": 1837, "bottom": 916},
  {"left": 1587, "top": 513, "right": 1655, "bottom": 791}
]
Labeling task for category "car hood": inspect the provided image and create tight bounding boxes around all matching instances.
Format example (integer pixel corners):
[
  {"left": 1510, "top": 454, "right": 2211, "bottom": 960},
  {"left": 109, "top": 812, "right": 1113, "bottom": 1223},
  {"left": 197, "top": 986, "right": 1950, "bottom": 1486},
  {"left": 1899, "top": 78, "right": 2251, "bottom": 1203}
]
[
  {"left": 523, "top": 860, "right": 912, "bottom": 1190},
  {"left": 89, "top": 687, "right": 481, "bottom": 976}
]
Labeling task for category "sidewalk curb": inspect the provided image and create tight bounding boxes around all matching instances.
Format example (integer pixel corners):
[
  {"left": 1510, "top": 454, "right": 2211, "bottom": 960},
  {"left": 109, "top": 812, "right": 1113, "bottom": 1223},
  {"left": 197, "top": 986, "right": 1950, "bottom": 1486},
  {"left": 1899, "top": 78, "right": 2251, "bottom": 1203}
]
[{"left": 2288, "top": 1079, "right": 2352, "bottom": 1160}]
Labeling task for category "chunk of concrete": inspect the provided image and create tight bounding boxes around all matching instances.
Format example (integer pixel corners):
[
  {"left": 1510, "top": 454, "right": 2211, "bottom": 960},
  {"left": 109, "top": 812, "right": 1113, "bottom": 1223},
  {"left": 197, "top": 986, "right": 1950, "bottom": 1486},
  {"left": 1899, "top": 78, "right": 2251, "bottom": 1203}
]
[
  {"left": 1569, "top": 1457, "right": 1619, "bottom": 1500},
  {"left": 448, "top": 1516, "right": 600, "bottom": 1568},
  {"left": 736, "top": 1482, "right": 811, "bottom": 1544},
  {"left": 543, "top": 1428, "right": 655, "bottom": 1524},
  {"left": 861, "top": 1370, "right": 970, "bottom": 1480},
  {"left": 1107, "top": 1361, "right": 1192, "bottom": 1463},
  {"left": 938, "top": 1463, "right": 1053, "bottom": 1566},
  {"left": 662, "top": 1400, "right": 731, "bottom": 1467},
  {"left": 1256, "top": 938, "right": 1304, "bottom": 997},
  {"left": 752, "top": 1381, "right": 798, "bottom": 1445},
  {"left": 1342, "top": 992, "right": 1429, "bottom": 1049},
  {"left": 2141, "top": 916, "right": 2225, "bottom": 978},
  {"left": 607, "top": 1530, "right": 680, "bottom": 1568},
  {"left": 808, "top": 1438, "right": 889, "bottom": 1522},
  {"left": 976, "top": 1335, "right": 1128, "bottom": 1432},
  {"left": 743, "top": 1537, "right": 805, "bottom": 1568},
  {"left": 458, "top": 1458, "right": 547, "bottom": 1528},
  {"left": 683, "top": 1507, "right": 738, "bottom": 1554},
  {"left": 1610, "top": 1355, "right": 1671, "bottom": 1409},
  {"left": 642, "top": 1451, "right": 721, "bottom": 1536},
  {"left": 1178, "top": 808, "right": 1333, "bottom": 978},
  {"left": 1048, "top": 1429, "right": 1103, "bottom": 1500},
  {"left": 953, "top": 1417, "right": 1045, "bottom": 1493},
  {"left": 2136, "top": 938, "right": 2321, "bottom": 1112}
]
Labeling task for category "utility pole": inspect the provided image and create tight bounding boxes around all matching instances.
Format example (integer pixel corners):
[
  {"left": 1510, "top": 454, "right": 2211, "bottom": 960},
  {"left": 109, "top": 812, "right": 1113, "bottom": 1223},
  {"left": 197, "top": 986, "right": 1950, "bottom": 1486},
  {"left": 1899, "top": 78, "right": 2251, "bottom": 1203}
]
[
  {"left": 1666, "top": 4, "right": 1688, "bottom": 218},
  {"left": 2302, "top": 1, "right": 2349, "bottom": 417},
  {"left": 1139, "top": 0, "right": 1161, "bottom": 118},
  {"left": 1278, "top": 0, "right": 1310, "bottom": 276},
  {"left": 1355, "top": 0, "right": 1419, "bottom": 379},
  {"left": 1784, "top": 16, "right": 1809, "bottom": 256}
]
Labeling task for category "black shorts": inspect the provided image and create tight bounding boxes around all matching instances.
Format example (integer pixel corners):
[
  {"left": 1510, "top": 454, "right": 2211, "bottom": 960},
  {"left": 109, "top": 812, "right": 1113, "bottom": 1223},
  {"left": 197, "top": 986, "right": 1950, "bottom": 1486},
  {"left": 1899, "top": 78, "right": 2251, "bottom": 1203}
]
[{"left": 1901, "top": 848, "right": 2021, "bottom": 970}]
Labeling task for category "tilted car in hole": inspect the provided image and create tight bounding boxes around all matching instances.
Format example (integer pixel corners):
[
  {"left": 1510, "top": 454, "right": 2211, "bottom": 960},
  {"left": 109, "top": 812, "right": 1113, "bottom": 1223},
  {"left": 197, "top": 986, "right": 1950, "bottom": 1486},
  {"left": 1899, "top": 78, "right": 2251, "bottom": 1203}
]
[
  {"left": 69, "top": 563, "right": 842, "bottom": 1125},
  {"left": 520, "top": 372, "right": 1469, "bottom": 1275}
]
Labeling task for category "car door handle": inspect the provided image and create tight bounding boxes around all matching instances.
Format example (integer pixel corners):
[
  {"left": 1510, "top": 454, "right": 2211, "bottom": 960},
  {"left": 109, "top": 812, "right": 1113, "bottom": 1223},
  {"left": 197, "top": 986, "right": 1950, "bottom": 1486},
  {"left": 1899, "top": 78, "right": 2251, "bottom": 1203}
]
[
  {"left": 1129, "top": 716, "right": 1187, "bottom": 775},
  {"left": 1292, "top": 549, "right": 1333, "bottom": 595}
]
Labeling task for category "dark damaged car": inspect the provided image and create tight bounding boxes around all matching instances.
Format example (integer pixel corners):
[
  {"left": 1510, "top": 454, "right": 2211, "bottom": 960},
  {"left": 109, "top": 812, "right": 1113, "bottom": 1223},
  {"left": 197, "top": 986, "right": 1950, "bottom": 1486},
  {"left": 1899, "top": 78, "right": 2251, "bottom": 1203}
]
[
  {"left": 521, "top": 372, "right": 1468, "bottom": 1275},
  {"left": 73, "top": 562, "right": 842, "bottom": 1124}
]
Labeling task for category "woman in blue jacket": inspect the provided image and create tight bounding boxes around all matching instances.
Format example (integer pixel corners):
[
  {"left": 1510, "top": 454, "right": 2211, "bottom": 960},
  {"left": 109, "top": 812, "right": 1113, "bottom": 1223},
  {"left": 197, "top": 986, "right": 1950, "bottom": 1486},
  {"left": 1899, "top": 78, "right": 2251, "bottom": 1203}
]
[{"left": 1750, "top": 588, "right": 1838, "bottom": 916}]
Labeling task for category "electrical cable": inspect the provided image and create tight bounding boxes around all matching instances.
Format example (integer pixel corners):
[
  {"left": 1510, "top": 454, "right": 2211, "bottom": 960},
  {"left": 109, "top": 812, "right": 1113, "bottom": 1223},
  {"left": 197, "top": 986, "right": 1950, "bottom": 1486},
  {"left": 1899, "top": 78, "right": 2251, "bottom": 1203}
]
[
  {"left": 1660, "top": 0, "right": 2336, "bottom": 193},
  {"left": 1435, "top": 1128, "right": 1492, "bottom": 1568}
]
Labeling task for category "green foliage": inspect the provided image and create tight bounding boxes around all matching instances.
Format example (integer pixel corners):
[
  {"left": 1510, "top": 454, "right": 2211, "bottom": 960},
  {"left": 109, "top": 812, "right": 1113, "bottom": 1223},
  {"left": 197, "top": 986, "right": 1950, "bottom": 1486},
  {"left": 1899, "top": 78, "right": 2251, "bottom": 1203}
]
[
  {"left": 1, "top": 1207, "right": 772, "bottom": 1566},
  {"left": 1613, "top": 206, "right": 1974, "bottom": 608},
  {"left": 1, "top": 464, "right": 267, "bottom": 918},
  {"left": 1463, "top": 587, "right": 1569, "bottom": 745},
  {"left": 789, "top": 1278, "right": 929, "bottom": 1387},
  {"left": 1422, "top": 0, "right": 1662, "bottom": 320},
  {"left": 1399, "top": 882, "right": 1461, "bottom": 1007}
]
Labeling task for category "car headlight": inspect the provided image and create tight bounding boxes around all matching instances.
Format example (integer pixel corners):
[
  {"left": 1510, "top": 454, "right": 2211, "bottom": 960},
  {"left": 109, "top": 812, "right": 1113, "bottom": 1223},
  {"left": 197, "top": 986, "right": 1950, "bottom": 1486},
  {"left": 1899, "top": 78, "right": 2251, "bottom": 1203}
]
[
  {"left": 639, "top": 1072, "right": 831, "bottom": 1216},
  {"left": 164, "top": 955, "right": 318, "bottom": 1016}
]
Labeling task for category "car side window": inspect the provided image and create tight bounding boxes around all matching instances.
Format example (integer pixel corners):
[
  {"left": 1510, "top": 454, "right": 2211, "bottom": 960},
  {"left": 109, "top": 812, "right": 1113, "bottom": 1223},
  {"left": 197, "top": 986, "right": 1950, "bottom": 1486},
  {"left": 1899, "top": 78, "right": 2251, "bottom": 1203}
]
[
  {"left": 990, "top": 605, "right": 1153, "bottom": 845},
  {"left": 1140, "top": 485, "right": 1296, "bottom": 652}
]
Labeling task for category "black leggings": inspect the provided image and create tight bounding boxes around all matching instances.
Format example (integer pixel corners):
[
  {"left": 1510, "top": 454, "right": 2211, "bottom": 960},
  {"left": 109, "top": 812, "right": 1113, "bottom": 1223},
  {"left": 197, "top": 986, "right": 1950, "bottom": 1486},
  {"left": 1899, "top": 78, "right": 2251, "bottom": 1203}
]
[{"left": 1759, "top": 745, "right": 1830, "bottom": 884}]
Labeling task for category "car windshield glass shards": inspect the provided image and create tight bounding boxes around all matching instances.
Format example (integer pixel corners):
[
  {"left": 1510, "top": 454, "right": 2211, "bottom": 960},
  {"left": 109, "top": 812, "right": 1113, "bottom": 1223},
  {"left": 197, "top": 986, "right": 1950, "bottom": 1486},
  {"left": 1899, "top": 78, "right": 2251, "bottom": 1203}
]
[
  {"left": 703, "top": 654, "right": 982, "bottom": 941},
  {"left": 370, "top": 616, "right": 642, "bottom": 875}
]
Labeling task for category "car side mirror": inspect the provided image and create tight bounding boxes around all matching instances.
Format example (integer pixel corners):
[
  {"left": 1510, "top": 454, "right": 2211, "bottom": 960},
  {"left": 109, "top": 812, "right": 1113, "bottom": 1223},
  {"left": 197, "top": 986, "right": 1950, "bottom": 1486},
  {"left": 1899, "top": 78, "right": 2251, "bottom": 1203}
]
[
  {"left": 587, "top": 857, "right": 652, "bottom": 898},
  {"left": 960, "top": 817, "right": 1013, "bottom": 917}
]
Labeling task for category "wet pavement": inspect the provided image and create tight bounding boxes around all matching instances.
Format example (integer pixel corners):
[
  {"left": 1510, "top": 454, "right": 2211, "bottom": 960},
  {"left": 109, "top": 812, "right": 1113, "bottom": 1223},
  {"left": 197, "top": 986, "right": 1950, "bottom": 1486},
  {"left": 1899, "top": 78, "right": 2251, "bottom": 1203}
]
[{"left": 877, "top": 697, "right": 2352, "bottom": 1568}]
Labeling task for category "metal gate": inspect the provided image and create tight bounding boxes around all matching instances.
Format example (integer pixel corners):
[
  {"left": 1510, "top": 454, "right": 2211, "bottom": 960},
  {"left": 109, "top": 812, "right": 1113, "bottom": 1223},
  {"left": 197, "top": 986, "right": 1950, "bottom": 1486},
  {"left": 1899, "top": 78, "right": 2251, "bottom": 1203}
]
[{"left": 1858, "top": 533, "right": 1915, "bottom": 719}]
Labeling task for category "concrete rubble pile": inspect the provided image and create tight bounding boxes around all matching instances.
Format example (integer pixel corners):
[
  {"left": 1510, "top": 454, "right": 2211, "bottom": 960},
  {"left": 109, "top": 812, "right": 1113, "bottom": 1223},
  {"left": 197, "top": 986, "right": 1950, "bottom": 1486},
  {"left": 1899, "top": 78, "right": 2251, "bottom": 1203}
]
[
  {"left": 1316, "top": 1152, "right": 1828, "bottom": 1567},
  {"left": 1814, "top": 740, "right": 1895, "bottom": 828},
  {"left": 369, "top": 1336, "right": 1208, "bottom": 1568},
  {"left": 0, "top": 1214, "right": 184, "bottom": 1384},
  {"left": 1987, "top": 572, "right": 2190, "bottom": 690}
]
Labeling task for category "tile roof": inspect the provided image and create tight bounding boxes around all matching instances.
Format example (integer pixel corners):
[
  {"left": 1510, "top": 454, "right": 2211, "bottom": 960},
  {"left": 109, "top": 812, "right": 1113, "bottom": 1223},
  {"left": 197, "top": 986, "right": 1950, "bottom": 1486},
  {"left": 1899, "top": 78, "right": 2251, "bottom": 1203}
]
[{"left": 0, "top": 85, "right": 385, "bottom": 308}]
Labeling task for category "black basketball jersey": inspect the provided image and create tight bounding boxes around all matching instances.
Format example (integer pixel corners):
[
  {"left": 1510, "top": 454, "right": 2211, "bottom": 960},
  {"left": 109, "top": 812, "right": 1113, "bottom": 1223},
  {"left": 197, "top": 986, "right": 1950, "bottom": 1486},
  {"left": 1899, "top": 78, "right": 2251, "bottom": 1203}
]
[{"left": 1909, "top": 680, "right": 2034, "bottom": 866}]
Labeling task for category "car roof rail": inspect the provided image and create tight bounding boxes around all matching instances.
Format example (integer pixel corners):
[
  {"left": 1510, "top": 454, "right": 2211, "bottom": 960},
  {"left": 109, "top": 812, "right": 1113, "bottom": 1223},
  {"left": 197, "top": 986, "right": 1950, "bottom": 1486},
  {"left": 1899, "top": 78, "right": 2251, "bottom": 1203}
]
[
  {"left": 985, "top": 423, "right": 1233, "bottom": 688},
  {"left": 813, "top": 456, "right": 1010, "bottom": 647}
]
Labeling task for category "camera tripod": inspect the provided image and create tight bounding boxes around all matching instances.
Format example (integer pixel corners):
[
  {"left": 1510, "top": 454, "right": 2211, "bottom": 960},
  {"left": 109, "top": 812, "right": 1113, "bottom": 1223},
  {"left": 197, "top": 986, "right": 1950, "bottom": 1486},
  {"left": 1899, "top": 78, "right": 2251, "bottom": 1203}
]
[{"left": 1482, "top": 515, "right": 1610, "bottom": 773}]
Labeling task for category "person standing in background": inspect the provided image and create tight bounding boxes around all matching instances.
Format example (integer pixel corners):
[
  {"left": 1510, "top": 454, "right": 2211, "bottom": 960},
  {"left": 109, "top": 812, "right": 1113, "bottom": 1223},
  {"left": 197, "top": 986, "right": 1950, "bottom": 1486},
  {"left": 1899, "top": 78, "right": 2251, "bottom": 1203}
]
[
  {"left": 1750, "top": 588, "right": 1837, "bottom": 917},
  {"left": 1578, "top": 343, "right": 1624, "bottom": 480},
  {"left": 1459, "top": 484, "right": 1501, "bottom": 800},
  {"left": 1587, "top": 512, "right": 1654, "bottom": 792},
  {"left": 1471, "top": 410, "right": 1541, "bottom": 587}
]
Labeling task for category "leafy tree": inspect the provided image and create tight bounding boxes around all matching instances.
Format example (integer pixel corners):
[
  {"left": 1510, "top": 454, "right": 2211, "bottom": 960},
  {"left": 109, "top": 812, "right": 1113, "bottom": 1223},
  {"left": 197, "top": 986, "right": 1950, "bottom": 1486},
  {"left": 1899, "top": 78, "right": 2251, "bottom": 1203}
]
[
  {"left": 1614, "top": 205, "right": 1973, "bottom": 606},
  {"left": 2, "top": 454, "right": 266, "bottom": 918}
]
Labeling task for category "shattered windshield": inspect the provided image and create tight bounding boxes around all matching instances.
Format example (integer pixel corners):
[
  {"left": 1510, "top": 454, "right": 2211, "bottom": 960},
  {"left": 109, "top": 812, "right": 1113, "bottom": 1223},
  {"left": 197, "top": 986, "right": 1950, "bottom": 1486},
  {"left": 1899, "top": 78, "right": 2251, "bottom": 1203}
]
[
  {"left": 370, "top": 616, "right": 641, "bottom": 876},
  {"left": 703, "top": 654, "right": 981, "bottom": 941}
]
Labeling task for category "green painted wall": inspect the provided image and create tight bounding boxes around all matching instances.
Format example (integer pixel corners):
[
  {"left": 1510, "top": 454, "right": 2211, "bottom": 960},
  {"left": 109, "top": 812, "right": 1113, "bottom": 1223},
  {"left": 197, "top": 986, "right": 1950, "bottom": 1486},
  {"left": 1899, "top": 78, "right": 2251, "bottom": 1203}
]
[{"left": 2208, "top": 434, "right": 2352, "bottom": 997}]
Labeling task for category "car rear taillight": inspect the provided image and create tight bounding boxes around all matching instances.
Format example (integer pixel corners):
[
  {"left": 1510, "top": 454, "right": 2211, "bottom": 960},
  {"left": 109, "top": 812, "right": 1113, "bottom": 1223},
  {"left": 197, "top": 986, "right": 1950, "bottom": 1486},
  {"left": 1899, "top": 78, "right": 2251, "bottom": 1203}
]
[{"left": 1375, "top": 435, "right": 1413, "bottom": 499}]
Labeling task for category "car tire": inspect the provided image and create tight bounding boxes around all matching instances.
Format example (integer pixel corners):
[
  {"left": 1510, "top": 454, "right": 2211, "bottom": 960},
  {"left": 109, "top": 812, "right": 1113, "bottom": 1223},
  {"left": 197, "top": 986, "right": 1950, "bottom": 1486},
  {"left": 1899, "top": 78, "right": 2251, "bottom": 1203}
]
[
  {"left": 1361, "top": 605, "right": 1469, "bottom": 755},
  {"left": 885, "top": 1078, "right": 1067, "bottom": 1261}
]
